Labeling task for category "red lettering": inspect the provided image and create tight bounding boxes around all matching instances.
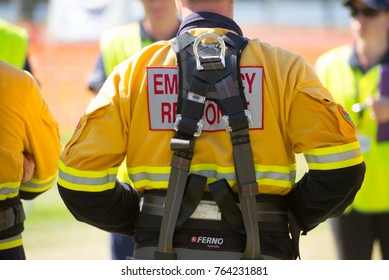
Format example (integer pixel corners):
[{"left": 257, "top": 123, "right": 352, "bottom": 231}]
[
  {"left": 205, "top": 102, "right": 222, "bottom": 125},
  {"left": 244, "top": 72, "right": 256, "bottom": 94},
  {"left": 240, "top": 72, "right": 256, "bottom": 94},
  {"left": 154, "top": 74, "right": 164, "bottom": 94},
  {"left": 165, "top": 74, "right": 178, "bottom": 94},
  {"left": 161, "top": 102, "right": 173, "bottom": 123},
  {"left": 154, "top": 74, "right": 178, "bottom": 95}
]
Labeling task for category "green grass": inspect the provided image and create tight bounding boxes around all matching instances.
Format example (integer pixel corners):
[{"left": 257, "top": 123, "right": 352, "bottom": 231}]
[
  {"left": 23, "top": 187, "right": 110, "bottom": 260},
  {"left": 22, "top": 133, "right": 111, "bottom": 260}
]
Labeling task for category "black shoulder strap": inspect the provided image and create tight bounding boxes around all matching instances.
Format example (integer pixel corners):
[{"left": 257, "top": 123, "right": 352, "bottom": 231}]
[{"left": 155, "top": 32, "right": 261, "bottom": 260}]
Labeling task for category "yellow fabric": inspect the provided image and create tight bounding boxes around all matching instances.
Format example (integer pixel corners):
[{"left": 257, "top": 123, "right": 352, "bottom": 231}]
[
  {"left": 0, "top": 19, "right": 28, "bottom": 68},
  {"left": 0, "top": 62, "right": 61, "bottom": 250},
  {"left": 316, "top": 45, "right": 389, "bottom": 213},
  {"left": 60, "top": 28, "right": 362, "bottom": 196}
]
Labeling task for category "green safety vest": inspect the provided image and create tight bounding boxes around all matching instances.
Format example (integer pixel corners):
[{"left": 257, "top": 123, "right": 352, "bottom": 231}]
[
  {"left": 0, "top": 19, "right": 28, "bottom": 69},
  {"left": 100, "top": 22, "right": 152, "bottom": 76},
  {"left": 316, "top": 45, "right": 389, "bottom": 213},
  {"left": 100, "top": 22, "right": 153, "bottom": 183}
]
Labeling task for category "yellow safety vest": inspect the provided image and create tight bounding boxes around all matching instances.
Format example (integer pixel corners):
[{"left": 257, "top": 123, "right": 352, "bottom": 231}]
[
  {"left": 316, "top": 45, "right": 389, "bottom": 213},
  {"left": 0, "top": 19, "right": 28, "bottom": 69},
  {"left": 59, "top": 28, "right": 362, "bottom": 197},
  {"left": 100, "top": 22, "right": 152, "bottom": 76}
]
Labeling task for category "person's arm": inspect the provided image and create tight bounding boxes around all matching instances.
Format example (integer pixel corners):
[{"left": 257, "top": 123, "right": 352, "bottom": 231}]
[
  {"left": 286, "top": 163, "right": 365, "bottom": 233},
  {"left": 58, "top": 180, "right": 140, "bottom": 234},
  {"left": 58, "top": 65, "right": 139, "bottom": 234},
  {"left": 19, "top": 71, "right": 61, "bottom": 200},
  {"left": 285, "top": 59, "right": 365, "bottom": 233}
]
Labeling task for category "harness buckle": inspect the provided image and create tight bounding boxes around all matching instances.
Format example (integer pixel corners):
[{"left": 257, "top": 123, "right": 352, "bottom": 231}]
[
  {"left": 193, "top": 33, "right": 226, "bottom": 71},
  {"left": 222, "top": 110, "right": 253, "bottom": 132},
  {"left": 173, "top": 114, "right": 204, "bottom": 137}
]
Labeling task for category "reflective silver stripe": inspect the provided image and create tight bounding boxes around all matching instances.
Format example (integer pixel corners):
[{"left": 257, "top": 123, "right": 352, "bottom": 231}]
[
  {"left": 130, "top": 172, "right": 171, "bottom": 182},
  {"left": 304, "top": 149, "right": 361, "bottom": 164},
  {"left": 0, "top": 186, "right": 19, "bottom": 196},
  {"left": 22, "top": 176, "right": 57, "bottom": 190},
  {"left": 130, "top": 169, "right": 295, "bottom": 183},
  {"left": 59, "top": 170, "right": 117, "bottom": 186},
  {"left": 0, "top": 234, "right": 22, "bottom": 243}
]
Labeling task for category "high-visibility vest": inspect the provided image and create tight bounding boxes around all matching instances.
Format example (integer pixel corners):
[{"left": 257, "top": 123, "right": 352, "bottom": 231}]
[
  {"left": 100, "top": 22, "right": 152, "bottom": 76},
  {"left": 316, "top": 45, "right": 389, "bottom": 213},
  {"left": 0, "top": 19, "right": 28, "bottom": 69}
]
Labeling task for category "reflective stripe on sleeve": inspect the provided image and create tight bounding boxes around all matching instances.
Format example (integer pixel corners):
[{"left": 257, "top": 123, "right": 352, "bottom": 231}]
[
  {"left": 58, "top": 160, "right": 118, "bottom": 192},
  {"left": 304, "top": 141, "right": 363, "bottom": 170},
  {"left": 0, "top": 234, "right": 22, "bottom": 250},
  {"left": 20, "top": 172, "right": 58, "bottom": 193},
  {"left": 0, "top": 182, "right": 19, "bottom": 201}
]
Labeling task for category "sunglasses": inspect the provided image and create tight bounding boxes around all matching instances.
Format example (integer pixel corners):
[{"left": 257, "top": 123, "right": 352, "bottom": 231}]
[{"left": 350, "top": 7, "right": 381, "bottom": 18}]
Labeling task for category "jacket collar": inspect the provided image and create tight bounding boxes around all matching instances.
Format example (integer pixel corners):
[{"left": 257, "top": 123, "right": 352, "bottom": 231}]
[{"left": 177, "top": 12, "right": 243, "bottom": 36}]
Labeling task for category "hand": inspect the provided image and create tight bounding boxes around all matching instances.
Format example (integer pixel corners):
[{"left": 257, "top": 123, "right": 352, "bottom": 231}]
[{"left": 22, "top": 153, "right": 36, "bottom": 183}]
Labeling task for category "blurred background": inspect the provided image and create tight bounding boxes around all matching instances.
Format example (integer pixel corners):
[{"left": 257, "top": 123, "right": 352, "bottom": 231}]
[{"left": 1, "top": 0, "right": 379, "bottom": 259}]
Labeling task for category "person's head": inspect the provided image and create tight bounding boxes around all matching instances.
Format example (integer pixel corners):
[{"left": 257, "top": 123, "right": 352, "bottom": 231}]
[
  {"left": 343, "top": 0, "right": 389, "bottom": 41},
  {"left": 175, "top": 0, "right": 234, "bottom": 20}
]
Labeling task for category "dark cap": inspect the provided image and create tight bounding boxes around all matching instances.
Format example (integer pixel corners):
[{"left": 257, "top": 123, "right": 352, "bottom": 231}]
[{"left": 343, "top": 0, "right": 389, "bottom": 9}]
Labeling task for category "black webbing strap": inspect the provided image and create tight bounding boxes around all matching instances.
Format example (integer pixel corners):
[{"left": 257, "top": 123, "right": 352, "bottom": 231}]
[
  {"left": 176, "top": 174, "right": 207, "bottom": 231},
  {"left": 209, "top": 179, "right": 245, "bottom": 234},
  {"left": 215, "top": 62, "right": 261, "bottom": 259},
  {"left": 233, "top": 136, "right": 261, "bottom": 260},
  {"left": 155, "top": 150, "right": 192, "bottom": 260},
  {"left": 155, "top": 60, "right": 208, "bottom": 259}
]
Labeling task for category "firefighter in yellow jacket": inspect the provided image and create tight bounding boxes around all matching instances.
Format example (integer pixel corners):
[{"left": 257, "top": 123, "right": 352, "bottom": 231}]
[
  {"left": 58, "top": 0, "right": 365, "bottom": 260},
  {"left": 0, "top": 61, "right": 61, "bottom": 259}
]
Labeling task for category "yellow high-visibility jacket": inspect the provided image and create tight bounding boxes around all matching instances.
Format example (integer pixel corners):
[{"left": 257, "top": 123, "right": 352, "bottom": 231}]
[
  {"left": 0, "top": 19, "right": 28, "bottom": 69},
  {"left": 0, "top": 61, "right": 61, "bottom": 250},
  {"left": 100, "top": 22, "right": 153, "bottom": 76},
  {"left": 316, "top": 45, "right": 389, "bottom": 213},
  {"left": 58, "top": 21, "right": 365, "bottom": 235}
]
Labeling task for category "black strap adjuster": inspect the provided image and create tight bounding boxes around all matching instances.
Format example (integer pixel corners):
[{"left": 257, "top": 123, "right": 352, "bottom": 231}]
[{"left": 222, "top": 110, "right": 253, "bottom": 132}]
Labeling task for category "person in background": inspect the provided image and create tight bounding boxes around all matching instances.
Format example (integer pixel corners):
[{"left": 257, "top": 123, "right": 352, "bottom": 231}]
[
  {"left": 88, "top": 0, "right": 180, "bottom": 94},
  {"left": 0, "top": 61, "right": 61, "bottom": 260},
  {"left": 57, "top": 0, "right": 365, "bottom": 260},
  {"left": 87, "top": 0, "right": 180, "bottom": 260},
  {"left": 0, "top": 18, "right": 33, "bottom": 73},
  {"left": 316, "top": 0, "right": 389, "bottom": 259}
]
